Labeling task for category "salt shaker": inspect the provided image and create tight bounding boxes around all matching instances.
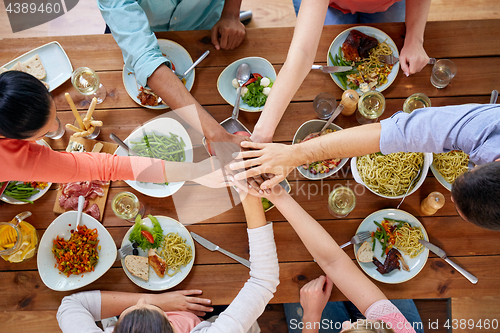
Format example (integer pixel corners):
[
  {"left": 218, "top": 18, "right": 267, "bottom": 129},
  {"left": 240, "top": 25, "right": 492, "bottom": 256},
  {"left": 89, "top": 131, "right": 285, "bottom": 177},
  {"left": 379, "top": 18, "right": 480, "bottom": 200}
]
[{"left": 421, "top": 192, "right": 445, "bottom": 215}]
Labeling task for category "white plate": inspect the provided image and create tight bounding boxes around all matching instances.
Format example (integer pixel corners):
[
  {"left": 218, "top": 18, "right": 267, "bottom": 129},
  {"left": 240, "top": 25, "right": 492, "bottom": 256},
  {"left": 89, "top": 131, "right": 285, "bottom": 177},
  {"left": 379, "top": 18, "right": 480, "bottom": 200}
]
[
  {"left": 292, "top": 120, "right": 349, "bottom": 180},
  {"left": 1, "top": 41, "right": 72, "bottom": 92},
  {"left": 115, "top": 117, "right": 193, "bottom": 198},
  {"left": 217, "top": 56, "right": 277, "bottom": 112},
  {"left": 327, "top": 26, "right": 399, "bottom": 93},
  {"left": 351, "top": 153, "right": 432, "bottom": 199},
  {"left": 1, "top": 140, "right": 52, "bottom": 204},
  {"left": 37, "top": 211, "right": 117, "bottom": 291},
  {"left": 122, "top": 39, "right": 195, "bottom": 109},
  {"left": 121, "top": 215, "right": 195, "bottom": 291},
  {"left": 429, "top": 163, "right": 452, "bottom": 192},
  {"left": 354, "top": 209, "right": 429, "bottom": 284}
]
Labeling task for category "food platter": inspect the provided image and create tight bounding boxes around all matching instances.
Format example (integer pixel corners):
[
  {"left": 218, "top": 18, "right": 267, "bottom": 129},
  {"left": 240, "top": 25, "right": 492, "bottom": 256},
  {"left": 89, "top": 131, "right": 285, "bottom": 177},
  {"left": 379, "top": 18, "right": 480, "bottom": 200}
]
[
  {"left": 0, "top": 41, "right": 73, "bottom": 92},
  {"left": 354, "top": 209, "right": 429, "bottom": 284},
  {"left": 121, "top": 215, "right": 195, "bottom": 291},
  {"left": 115, "top": 117, "right": 193, "bottom": 198},
  {"left": 351, "top": 153, "right": 433, "bottom": 199},
  {"left": 37, "top": 211, "right": 117, "bottom": 291},
  {"left": 217, "top": 56, "right": 276, "bottom": 112},
  {"left": 327, "top": 26, "right": 399, "bottom": 93},
  {"left": 292, "top": 120, "right": 349, "bottom": 180},
  {"left": 122, "top": 39, "right": 195, "bottom": 109},
  {"left": 0, "top": 140, "right": 52, "bottom": 204}
]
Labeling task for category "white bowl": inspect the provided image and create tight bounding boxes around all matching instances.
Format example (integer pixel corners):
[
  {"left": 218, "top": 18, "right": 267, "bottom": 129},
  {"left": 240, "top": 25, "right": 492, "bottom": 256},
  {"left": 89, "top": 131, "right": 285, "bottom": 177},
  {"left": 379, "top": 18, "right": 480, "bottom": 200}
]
[
  {"left": 115, "top": 117, "right": 193, "bottom": 198},
  {"left": 217, "top": 56, "right": 276, "bottom": 112},
  {"left": 351, "top": 152, "right": 432, "bottom": 199},
  {"left": 37, "top": 211, "right": 117, "bottom": 291},
  {"left": 292, "top": 120, "right": 349, "bottom": 180}
]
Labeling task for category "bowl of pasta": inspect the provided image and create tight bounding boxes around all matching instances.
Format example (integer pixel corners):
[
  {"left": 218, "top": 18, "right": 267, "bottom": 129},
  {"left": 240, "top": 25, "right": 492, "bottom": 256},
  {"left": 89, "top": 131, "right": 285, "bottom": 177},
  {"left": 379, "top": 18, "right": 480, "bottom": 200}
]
[
  {"left": 430, "top": 150, "right": 470, "bottom": 191},
  {"left": 351, "top": 152, "right": 433, "bottom": 199}
]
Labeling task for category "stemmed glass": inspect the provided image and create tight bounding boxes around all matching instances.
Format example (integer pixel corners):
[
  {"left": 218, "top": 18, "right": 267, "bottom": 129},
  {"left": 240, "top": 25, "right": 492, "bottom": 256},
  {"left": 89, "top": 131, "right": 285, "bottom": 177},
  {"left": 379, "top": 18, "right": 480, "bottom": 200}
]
[
  {"left": 111, "top": 191, "right": 145, "bottom": 222},
  {"left": 71, "top": 67, "right": 107, "bottom": 107}
]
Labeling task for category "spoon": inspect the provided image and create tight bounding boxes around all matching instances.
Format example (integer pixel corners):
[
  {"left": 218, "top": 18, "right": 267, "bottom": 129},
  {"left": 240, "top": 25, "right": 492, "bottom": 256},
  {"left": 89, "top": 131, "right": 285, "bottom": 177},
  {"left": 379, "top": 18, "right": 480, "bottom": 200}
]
[
  {"left": 232, "top": 63, "right": 251, "bottom": 120},
  {"left": 176, "top": 50, "right": 210, "bottom": 80},
  {"left": 320, "top": 104, "right": 344, "bottom": 135},
  {"left": 110, "top": 133, "right": 138, "bottom": 156},
  {"left": 75, "top": 195, "right": 85, "bottom": 230},
  {"left": 490, "top": 90, "right": 498, "bottom": 104}
]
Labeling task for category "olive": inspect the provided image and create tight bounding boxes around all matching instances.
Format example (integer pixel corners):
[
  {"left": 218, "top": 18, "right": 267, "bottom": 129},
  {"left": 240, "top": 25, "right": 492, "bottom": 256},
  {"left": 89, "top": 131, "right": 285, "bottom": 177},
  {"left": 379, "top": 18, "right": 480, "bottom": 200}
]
[
  {"left": 132, "top": 249, "right": 139, "bottom": 256},
  {"left": 132, "top": 242, "right": 139, "bottom": 248}
]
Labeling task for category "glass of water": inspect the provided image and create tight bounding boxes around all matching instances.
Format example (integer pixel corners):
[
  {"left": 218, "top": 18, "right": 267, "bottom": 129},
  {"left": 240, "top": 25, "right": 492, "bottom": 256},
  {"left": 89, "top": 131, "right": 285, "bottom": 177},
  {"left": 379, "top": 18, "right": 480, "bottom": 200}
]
[
  {"left": 328, "top": 186, "right": 356, "bottom": 218},
  {"left": 313, "top": 92, "right": 337, "bottom": 119},
  {"left": 431, "top": 59, "right": 457, "bottom": 89},
  {"left": 71, "top": 67, "right": 107, "bottom": 106},
  {"left": 44, "top": 116, "right": 65, "bottom": 140}
]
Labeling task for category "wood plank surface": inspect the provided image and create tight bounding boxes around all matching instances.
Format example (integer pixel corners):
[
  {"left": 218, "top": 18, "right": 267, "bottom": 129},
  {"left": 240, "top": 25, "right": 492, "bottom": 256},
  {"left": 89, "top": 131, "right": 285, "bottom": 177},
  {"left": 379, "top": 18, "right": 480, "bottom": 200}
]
[{"left": 451, "top": 297, "right": 500, "bottom": 332}]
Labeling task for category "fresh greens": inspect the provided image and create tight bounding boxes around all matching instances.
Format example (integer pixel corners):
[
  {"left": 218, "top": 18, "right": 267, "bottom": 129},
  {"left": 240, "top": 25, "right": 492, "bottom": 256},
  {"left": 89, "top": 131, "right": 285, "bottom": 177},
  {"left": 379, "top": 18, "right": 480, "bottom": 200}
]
[
  {"left": 130, "top": 132, "right": 186, "bottom": 162},
  {"left": 3, "top": 182, "right": 40, "bottom": 204},
  {"left": 242, "top": 77, "right": 273, "bottom": 108},
  {"left": 329, "top": 47, "right": 359, "bottom": 90},
  {"left": 129, "top": 214, "right": 164, "bottom": 251}
]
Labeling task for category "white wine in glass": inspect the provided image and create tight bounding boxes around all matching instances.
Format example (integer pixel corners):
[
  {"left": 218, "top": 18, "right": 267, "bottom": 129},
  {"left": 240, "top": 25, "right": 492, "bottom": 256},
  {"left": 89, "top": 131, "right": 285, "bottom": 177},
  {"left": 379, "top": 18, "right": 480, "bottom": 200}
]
[
  {"left": 71, "top": 67, "right": 107, "bottom": 105},
  {"left": 112, "top": 192, "right": 145, "bottom": 222}
]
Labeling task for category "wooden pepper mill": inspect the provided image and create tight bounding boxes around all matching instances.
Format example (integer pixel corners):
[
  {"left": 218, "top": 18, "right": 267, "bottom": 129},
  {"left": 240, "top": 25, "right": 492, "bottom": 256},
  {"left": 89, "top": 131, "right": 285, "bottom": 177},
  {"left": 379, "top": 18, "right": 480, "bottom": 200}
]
[
  {"left": 340, "top": 89, "right": 359, "bottom": 116},
  {"left": 421, "top": 191, "right": 445, "bottom": 215}
]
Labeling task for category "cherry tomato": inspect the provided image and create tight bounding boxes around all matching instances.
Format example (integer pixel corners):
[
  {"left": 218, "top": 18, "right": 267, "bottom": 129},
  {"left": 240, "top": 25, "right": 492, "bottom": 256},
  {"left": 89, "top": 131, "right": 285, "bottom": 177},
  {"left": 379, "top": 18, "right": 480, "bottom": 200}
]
[
  {"left": 252, "top": 73, "right": 263, "bottom": 79},
  {"left": 243, "top": 78, "right": 257, "bottom": 86},
  {"left": 141, "top": 230, "right": 155, "bottom": 244}
]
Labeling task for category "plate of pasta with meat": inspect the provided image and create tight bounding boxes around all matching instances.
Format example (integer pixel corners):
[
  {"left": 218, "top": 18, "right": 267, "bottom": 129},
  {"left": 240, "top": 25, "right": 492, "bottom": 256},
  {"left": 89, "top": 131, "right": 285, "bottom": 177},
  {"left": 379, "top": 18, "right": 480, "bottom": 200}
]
[
  {"left": 430, "top": 150, "right": 470, "bottom": 191},
  {"left": 354, "top": 209, "right": 429, "bottom": 284},
  {"left": 327, "top": 26, "right": 399, "bottom": 93}
]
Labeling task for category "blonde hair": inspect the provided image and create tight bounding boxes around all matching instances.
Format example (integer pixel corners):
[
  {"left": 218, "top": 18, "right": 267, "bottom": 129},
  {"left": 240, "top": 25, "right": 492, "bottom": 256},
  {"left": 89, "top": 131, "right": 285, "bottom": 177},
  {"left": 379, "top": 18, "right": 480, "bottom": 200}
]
[{"left": 343, "top": 320, "right": 395, "bottom": 333}]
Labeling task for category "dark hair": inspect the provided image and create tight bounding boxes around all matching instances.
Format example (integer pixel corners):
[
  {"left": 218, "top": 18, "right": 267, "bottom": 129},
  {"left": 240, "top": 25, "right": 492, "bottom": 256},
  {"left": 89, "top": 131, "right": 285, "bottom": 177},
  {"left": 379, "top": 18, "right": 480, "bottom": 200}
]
[
  {"left": 451, "top": 161, "right": 500, "bottom": 230},
  {"left": 0, "top": 71, "right": 52, "bottom": 139},
  {"left": 114, "top": 308, "right": 174, "bottom": 333}
]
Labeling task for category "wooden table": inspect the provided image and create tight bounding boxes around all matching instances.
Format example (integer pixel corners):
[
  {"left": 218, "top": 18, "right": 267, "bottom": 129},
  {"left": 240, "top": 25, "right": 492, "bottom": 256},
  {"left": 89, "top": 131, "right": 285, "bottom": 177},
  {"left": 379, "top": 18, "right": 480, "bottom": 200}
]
[{"left": 1, "top": 20, "right": 499, "bottom": 331}]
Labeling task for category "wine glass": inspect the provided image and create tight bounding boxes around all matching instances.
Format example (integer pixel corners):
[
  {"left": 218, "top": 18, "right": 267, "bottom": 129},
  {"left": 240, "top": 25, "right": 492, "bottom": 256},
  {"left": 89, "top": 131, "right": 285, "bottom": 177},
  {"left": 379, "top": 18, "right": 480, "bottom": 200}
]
[
  {"left": 111, "top": 192, "right": 145, "bottom": 222},
  {"left": 71, "top": 67, "right": 107, "bottom": 107}
]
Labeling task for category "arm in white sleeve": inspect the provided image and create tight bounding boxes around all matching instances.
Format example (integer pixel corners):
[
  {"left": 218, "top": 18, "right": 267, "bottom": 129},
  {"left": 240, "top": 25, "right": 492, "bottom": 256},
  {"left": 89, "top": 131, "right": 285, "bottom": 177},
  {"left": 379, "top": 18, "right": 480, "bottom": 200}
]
[
  {"left": 192, "top": 223, "right": 279, "bottom": 333},
  {"left": 57, "top": 290, "right": 103, "bottom": 333}
]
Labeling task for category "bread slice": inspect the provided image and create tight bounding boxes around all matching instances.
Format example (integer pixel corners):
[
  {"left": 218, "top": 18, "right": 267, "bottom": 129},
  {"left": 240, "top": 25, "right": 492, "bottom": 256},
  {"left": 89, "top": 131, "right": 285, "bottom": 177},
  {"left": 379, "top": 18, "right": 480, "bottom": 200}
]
[
  {"left": 124, "top": 255, "right": 149, "bottom": 281},
  {"left": 11, "top": 61, "right": 28, "bottom": 73},
  {"left": 357, "top": 241, "right": 374, "bottom": 263},
  {"left": 23, "top": 54, "right": 46, "bottom": 80},
  {"left": 148, "top": 249, "right": 167, "bottom": 278}
]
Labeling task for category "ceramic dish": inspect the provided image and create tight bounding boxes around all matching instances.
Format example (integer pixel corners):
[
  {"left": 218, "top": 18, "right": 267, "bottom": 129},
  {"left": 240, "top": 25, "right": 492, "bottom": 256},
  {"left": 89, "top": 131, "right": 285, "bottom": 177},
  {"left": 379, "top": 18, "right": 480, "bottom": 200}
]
[
  {"left": 115, "top": 117, "right": 193, "bottom": 198},
  {"left": 1, "top": 41, "right": 72, "bottom": 92},
  {"left": 429, "top": 163, "right": 452, "bottom": 192},
  {"left": 217, "top": 56, "right": 276, "bottom": 112},
  {"left": 327, "top": 26, "right": 399, "bottom": 93},
  {"left": 292, "top": 120, "right": 349, "bottom": 180},
  {"left": 0, "top": 140, "right": 52, "bottom": 204},
  {"left": 122, "top": 39, "right": 195, "bottom": 109},
  {"left": 37, "top": 211, "right": 117, "bottom": 291},
  {"left": 121, "top": 215, "right": 195, "bottom": 291},
  {"left": 354, "top": 209, "right": 429, "bottom": 284},
  {"left": 351, "top": 153, "right": 432, "bottom": 199}
]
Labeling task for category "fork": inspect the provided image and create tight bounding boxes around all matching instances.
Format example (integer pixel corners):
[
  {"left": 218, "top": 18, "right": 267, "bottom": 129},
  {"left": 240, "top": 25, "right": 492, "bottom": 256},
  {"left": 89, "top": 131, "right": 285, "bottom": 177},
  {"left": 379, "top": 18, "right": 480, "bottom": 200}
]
[
  {"left": 378, "top": 54, "right": 436, "bottom": 65},
  {"left": 339, "top": 231, "right": 371, "bottom": 249},
  {"left": 396, "top": 167, "right": 422, "bottom": 209},
  {"left": 116, "top": 243, "right": 133, "bottom": 261},
  {"left": 174, "top": 50, "right": 210, "bottom": 80}
]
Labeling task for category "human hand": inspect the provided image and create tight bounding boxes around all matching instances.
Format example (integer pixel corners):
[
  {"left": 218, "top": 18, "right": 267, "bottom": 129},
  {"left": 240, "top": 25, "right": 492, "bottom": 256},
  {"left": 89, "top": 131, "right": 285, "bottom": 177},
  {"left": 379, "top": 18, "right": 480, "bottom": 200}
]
[
  {"left": 250, "top": 129, "right": 273, "bottom": 144},
  {"left": 399, "top": 41, "right": 429, "bottom": 76},
  {"left": 229, "top": 141, "right": 297, "bottom": 190},
  {"left": 211, "top": 16, "right": 245, "bottom": 50},
  {"left": 300, "top": 276, "right": 333, "bottom": 321},
  {"left": 156, "top": 290, "right": 213, "bottom": 317},
  {"left": 192, "top": 157, "right": 233, "bottom": 188}
]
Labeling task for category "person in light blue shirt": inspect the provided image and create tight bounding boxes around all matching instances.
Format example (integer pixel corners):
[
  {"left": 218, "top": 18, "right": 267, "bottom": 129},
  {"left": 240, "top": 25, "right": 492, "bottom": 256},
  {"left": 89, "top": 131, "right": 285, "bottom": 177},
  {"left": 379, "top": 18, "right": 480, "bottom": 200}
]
[
  {"left": 98, "top": 0, "right": 247, "bottom": 153},
  {"left": 228, "top": 104, "right": 500, "bottom": 230}
]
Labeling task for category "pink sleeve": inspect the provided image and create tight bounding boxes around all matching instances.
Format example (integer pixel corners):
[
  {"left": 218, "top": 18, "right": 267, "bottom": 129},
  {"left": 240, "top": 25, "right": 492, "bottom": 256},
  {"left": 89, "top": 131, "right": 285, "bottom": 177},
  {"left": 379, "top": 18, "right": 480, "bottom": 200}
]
[
  {"left": 0, "top": 139, "right": 165, "bottom": 183},
  {"left": 365, "top": 300, "right": 416, "bottom": 333}
]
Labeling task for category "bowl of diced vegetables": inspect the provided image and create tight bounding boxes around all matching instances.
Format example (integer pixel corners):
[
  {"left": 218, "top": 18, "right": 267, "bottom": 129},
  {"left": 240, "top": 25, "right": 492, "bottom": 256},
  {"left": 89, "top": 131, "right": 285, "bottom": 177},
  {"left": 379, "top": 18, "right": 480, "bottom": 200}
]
[
  {"left": 217, "top": 57, "right": 276, "bottom": 112},
  {"left": 292, "top": 120, "right": 349, "bottom": 180}
]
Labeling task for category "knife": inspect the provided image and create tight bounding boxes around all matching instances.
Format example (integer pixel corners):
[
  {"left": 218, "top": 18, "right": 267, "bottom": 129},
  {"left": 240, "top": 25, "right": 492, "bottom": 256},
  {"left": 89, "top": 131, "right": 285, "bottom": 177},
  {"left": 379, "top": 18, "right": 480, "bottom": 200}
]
[
  {"left": 311, "top": 65, "right": 352, "bottom": 73},
  {"left": 190, "top": 232, "right": 250, "bottom": 268},
  {"left": 419, "top": 240, "right": 478, "bottom": 284}
]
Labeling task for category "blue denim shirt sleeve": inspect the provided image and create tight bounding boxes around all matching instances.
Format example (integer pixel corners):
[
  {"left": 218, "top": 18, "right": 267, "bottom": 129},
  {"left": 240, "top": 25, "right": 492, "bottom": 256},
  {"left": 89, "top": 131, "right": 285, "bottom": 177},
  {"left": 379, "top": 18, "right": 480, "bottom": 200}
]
[
  {"left": 98, "top": 0, "right": 171, "bottom": 87},
  {"left": 380, "top": 104, "right": 500, "bottom": 165}
]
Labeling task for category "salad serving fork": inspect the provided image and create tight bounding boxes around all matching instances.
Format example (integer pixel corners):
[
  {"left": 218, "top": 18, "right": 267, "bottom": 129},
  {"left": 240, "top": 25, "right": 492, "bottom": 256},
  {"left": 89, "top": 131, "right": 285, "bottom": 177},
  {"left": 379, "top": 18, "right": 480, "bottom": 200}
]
[{"left": 339, "top": 231, "right": 371, "bottom": 249}]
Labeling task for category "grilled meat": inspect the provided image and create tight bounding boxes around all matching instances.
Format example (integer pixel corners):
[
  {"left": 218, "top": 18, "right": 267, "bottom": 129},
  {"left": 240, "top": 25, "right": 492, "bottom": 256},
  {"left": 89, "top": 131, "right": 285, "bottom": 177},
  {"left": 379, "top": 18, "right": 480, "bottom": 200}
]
[
  {"left": 372, "top": 248, "right": 407, "bottom": 275},
  {"left": 342, "top": 29, "right": 379, "bottom": 62}
]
